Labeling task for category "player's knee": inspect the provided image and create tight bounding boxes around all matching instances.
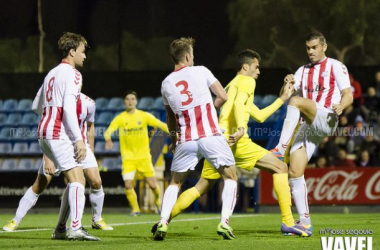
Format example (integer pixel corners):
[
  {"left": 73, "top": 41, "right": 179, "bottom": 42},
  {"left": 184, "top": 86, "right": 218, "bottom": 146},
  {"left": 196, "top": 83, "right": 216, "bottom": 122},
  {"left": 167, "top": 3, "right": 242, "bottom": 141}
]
[
  {"left": 288, "top": 167, "right": 303, "bottom": 178},
  {"left": 277, "top": 161, "right": 288, "bottom": 174},
  {"left": 90, "top": 178, "right": 102, "bottom": 189},
  {"left": 289, "top": 96, "right": 302, "bottom": 107},
  {"left": 124, "top": 182, "right": 133, "bottom": 190}
]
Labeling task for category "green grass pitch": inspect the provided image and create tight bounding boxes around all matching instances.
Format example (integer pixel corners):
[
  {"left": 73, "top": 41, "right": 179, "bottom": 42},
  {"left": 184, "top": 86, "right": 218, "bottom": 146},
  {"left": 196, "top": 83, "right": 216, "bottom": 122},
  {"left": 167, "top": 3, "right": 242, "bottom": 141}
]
[{"left": 0, "top": 213, "right": 378, "bottom": 250}]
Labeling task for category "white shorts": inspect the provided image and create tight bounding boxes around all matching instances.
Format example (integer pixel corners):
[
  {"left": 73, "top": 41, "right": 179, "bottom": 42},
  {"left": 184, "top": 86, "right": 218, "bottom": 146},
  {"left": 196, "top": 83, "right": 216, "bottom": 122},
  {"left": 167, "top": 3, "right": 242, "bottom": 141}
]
[
  {"left": 290, "top": 102, "right": 338, "bottom": 161},
  {"left": 171, "top": 135, "right": 235, "bottom": 173},
  {"left": 39, "top": 139, "right": 80, "bottom": 172},
  {"left": 38, "top": 144, "right": 97, "bottom": 175}
]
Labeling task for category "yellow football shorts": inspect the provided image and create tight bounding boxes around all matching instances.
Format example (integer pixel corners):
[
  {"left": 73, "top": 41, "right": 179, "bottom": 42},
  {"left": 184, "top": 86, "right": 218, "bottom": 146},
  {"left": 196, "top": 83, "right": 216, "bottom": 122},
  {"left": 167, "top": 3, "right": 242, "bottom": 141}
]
[
  {"left": 201, "top": 136, "right": 269, "bottom": 179},
  {"left": 121, "top": 158, "right": 155, "bottom": 178}
]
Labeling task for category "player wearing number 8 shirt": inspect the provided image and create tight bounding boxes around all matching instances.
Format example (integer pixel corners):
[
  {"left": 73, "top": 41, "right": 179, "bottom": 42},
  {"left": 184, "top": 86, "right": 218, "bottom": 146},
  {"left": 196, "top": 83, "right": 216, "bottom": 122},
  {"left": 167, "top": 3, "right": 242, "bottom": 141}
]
[
  {"left": 37, "top": 32, "right": 99, "bottom": 241},
  {"left": 152, "top": 37, "right": 238, "bottom": 241}
]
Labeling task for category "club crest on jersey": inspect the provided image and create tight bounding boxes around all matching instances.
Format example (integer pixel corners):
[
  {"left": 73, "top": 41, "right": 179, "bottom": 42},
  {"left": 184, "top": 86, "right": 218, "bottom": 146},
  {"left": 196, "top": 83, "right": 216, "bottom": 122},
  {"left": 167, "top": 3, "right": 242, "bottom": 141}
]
[{"left": 137, "top": 120, "right": 142, "bottom": 125}]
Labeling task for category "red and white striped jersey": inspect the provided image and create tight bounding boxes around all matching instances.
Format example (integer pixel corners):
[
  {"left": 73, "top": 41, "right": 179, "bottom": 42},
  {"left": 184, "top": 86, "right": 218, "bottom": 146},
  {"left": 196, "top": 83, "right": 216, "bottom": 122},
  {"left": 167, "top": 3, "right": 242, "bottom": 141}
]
[
  {"left": 77, "top": 93, "right": 96, "bottom": 145},
  {"left": 294, "top": 57, "right": 350, "bottom": 110},
  {"left": 37, "top": 62, "right": 81, "bottom": 140},
  {"left": 161, "top": 66, "right": 221, "bottom": 143}
]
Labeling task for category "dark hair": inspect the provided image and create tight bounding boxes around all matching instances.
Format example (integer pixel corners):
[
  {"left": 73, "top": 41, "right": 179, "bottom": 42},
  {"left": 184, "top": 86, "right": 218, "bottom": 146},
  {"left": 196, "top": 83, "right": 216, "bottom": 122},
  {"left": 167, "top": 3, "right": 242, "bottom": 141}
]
[
  {"left": 169, "top": 37, "right": 195, "bottom": 64},
  {"left": 58, "top": 32, "right": 88, "bottom": 59},
  {"left": 236, "top": 49, "right": 261, "bottom": 71},
  {"left": 306, "top": 31, "right": 326, "bottom": 45},
  {"left": 124, "top": 90, "right": 138, "bottom": 99}
]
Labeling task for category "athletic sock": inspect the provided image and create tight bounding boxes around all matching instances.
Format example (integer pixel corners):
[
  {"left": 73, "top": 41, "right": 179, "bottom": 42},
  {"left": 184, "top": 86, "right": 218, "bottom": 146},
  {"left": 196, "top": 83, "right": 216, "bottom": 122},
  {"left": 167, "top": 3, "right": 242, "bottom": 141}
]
[
  {"left": 289, "top": 175, "right": 311, "bottom": 225},
  {"left": 170, "top": 187, "right": 200, "bottom": 221},
  {"left": 90, "top": 186, "right": 105, "bottom": 222}
]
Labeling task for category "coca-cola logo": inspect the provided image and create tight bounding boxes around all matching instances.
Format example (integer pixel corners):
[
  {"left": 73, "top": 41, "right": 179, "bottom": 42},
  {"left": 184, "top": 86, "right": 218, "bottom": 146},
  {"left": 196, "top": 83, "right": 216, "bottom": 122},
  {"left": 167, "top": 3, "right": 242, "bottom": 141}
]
[
  {"left": 269, "top": 170, "right": 380, "bottom": 204},
  {"left": 307, "top": 171, "right": 362, "bottom": 201},
  {"left": 365, "top": 171, "right": 380, "bottom": 200}
]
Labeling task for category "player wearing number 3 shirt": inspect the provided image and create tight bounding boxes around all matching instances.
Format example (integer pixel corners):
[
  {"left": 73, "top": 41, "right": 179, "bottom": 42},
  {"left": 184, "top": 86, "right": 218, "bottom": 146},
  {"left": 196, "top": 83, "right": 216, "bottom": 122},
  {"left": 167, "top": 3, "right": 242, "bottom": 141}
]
[
  {"left": 152, "top": 37, "right": 238, "bottom": 241},
  {"left": 36, "top": 32, "right": 99, "bottom": 241}
]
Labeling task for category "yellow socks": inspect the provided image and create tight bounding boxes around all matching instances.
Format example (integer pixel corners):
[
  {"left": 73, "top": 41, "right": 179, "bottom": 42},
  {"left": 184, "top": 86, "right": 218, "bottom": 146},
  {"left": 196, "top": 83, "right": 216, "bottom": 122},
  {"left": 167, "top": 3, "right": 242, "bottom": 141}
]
[
  {"left": 152, "top": 185, "right": 161, "bottom": 208},
  {"left": 170, "top": 187, "right": 200, "bottom": 222},
  {"left": 273, "top": 173, "right": 294, "bottom": 226},
  {"left": 125, "top": 188, "right": 140, "bottom": 213}
]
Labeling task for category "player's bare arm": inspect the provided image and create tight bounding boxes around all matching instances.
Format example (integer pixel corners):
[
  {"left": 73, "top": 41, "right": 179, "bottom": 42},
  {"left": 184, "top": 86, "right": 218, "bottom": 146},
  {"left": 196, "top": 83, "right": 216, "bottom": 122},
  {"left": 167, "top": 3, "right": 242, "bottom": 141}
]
[
  {"left": 87, "top": 121, "right": 95, "bottom": 152},
  {"left": 209, "top": 80, "right": 228, "bottom": 109},
  {"left": 43, "top": 154, "right": 56, "bottom": 175},
  {"left": 165, "top": 105, "right": 178, "bottom": 154},
  {"left": 332, "top": 88, "right": 353, "bottom": 116}
]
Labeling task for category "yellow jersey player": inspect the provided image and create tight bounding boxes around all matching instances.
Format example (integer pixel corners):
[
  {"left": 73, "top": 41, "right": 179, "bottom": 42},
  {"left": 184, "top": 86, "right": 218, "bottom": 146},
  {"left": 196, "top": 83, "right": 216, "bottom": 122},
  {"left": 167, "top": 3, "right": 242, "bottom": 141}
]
[
  {"left": 104, "top": 91, "right": 169, "bottom": 216},
  {"left": 165, "top": 49, "right": 311, "bottom": 237}
]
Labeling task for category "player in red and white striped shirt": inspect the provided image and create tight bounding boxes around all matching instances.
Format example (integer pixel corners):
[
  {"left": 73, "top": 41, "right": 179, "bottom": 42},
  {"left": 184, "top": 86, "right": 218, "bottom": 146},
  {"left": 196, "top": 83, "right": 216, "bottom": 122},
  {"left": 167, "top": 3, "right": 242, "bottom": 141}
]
[
  {"left": 3, "top": 93, "right": 113, "bottom": 234},
  {"left": 272, "top": 32, "right": 353, "bottom": 233},
  {"left": 37, "top": 32, "right": 99, "bottom": 241},
  {"left": 153, "top": 38, "right": 237, "bottom": 241}
]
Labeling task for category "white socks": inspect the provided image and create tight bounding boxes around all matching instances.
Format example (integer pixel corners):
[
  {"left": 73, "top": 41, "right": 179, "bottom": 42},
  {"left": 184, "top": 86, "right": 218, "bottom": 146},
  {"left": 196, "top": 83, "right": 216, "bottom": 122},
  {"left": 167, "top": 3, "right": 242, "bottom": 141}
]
[
  {"left": 89, "top": 187, "right": 105, "bottom": 222},
  {"left": 68, "top": 182, "right": 85, "bottom": 230},
  {"left": 56, "top": 184, "right": 70, "bottom": 232},
  {"left": 14, "top": 187, "right": 39, "bottom": 224},
  {"left": 160, "top": 185, "right": 179, "bottom": 223},
  {"left": 277, "top": 105, "right": 300, "bottom": 155},
  {"left": 289, "top": 175, "right": 311, "bottom": 225},
  {"left": 221, "top": 179, "right": 237, "bottom": 226}
]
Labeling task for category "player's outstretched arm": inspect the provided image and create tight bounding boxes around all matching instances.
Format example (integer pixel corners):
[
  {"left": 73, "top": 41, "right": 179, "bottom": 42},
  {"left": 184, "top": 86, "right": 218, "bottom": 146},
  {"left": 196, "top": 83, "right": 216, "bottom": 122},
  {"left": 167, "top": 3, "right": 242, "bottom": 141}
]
[{"left": 209, "top": 81, "right": 228, "bottom": 109}]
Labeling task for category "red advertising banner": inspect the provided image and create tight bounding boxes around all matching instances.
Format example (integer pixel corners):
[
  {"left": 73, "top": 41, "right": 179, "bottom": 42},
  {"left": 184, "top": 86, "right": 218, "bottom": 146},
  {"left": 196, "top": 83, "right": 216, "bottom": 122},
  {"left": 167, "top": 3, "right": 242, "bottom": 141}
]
[{"left": 260, "top": 167, "right": 380, "bottom": 205}]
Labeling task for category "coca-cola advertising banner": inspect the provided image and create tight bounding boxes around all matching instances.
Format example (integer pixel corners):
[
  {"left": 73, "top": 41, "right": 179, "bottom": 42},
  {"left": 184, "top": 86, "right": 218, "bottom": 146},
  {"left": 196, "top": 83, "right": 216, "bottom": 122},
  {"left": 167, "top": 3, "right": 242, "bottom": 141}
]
[{"left": 260, "top": 168, "right": 380, "bottom": 205}]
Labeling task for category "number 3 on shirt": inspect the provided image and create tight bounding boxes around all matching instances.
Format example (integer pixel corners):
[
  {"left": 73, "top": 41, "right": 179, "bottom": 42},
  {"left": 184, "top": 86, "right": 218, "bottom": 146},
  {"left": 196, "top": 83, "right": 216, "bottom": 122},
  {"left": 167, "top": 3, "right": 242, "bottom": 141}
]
[
  {"left": 46, "top": 77, "right": 55, "bottom": 102},
  {"left": 175, "top": 80, "right": 193, "bottom": 106}
]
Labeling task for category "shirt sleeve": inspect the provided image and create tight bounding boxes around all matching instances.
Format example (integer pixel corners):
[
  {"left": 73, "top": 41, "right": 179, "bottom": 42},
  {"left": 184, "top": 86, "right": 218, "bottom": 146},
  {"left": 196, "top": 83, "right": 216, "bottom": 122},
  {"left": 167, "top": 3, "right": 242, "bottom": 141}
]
[
  {"left": 201, "top": 66, "right": 218, "bottom": 87},
  {"left": 104, "top": 115, "right": 121, "bottom": 141},
  {"left": 293, "top": 66, "right": 303, "bottom": 92},
  {"left": 250, "top": 98, "right": 284, "bottom": 123},
  {"left": 333, "top": 61, "right": 351, "bottom": 91},
  {"left": 161, "top": 82, "right": 169, "bottom": 105},
  {"left": 32, "top": 85, "right": 44, "bottom": 116},
  {"left": 146, "top": 112, "right": 169, "bottom": 134},
  {"left": 65, "top": 70, "right": 81, "bottom": 98}
]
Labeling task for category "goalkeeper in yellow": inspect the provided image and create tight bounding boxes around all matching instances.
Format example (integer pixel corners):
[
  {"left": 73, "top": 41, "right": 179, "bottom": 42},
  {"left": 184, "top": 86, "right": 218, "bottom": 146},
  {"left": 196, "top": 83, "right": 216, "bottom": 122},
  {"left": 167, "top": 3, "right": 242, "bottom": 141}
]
[
  {"left": 104, "top": 91, "right": 169, "bottom": 216},
  {"left": 164, "top": 49, "right": 311, "bottom": 237}
]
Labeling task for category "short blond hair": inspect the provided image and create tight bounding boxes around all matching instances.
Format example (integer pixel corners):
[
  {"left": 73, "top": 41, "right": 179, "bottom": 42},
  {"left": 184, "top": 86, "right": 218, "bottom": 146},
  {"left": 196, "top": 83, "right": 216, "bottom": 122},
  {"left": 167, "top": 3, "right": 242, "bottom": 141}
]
[{"left": 169, "top": 37, "right": 195, "bottom": 64}]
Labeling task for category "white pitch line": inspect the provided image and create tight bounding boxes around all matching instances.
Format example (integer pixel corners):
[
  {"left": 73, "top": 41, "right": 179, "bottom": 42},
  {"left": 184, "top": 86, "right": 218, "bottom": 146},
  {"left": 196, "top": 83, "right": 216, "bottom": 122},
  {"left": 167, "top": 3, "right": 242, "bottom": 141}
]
[{"left": 0, "top": 214, "right": 261, "bottom": 234}]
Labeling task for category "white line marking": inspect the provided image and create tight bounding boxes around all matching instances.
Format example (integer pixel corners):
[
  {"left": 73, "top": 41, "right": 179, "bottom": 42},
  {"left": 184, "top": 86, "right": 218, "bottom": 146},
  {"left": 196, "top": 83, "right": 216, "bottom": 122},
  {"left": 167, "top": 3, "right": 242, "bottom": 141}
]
[{"left": 0, "top": 214, "right": 260, "bottom": 234}]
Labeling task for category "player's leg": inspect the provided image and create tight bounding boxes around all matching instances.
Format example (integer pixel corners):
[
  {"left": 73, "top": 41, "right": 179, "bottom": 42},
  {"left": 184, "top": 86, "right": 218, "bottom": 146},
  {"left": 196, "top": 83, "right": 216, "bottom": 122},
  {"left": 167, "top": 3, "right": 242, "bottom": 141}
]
[
  {"left": 255, "top": 148, "right": 310, "bottom": 237},
  {"left": 154, "top": 171, "right": 189, "bottom": 241},
  {"left": 140, "top": 159, "right": 161, "bottom": 213},
  {"left": 3, "top": 157, "right": 53, "bottom": 231},
  {"left": 288, "top": 147, "right": 312, "bottom": 230},
  {"left": 170, "top": 176, "right": 217, "bottom": 222},
  {"left": 153, "top": 140, "right": 199, "bottom": 241},
  {"left": 201, "top": 135, "right": 237, "bottom": 240},
  {"left": 80, "top": 148, "right": 112, "bottom": 230},
  {"left": 122, "top": 161, "right": 141, "bottom": 216},
  {"left": 84, "top": 167, "right": 113, "bottom": 230},
  {"left": 273, "top": 97, "right": 317, "bottom": 157}
]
